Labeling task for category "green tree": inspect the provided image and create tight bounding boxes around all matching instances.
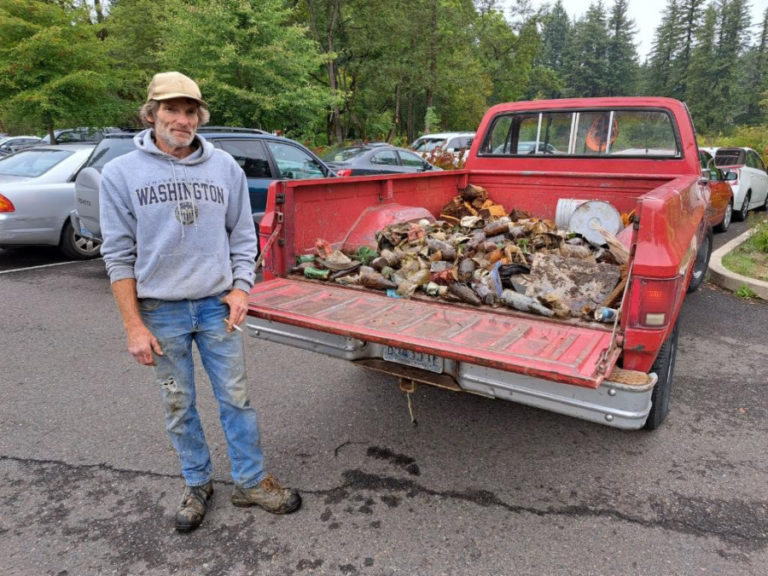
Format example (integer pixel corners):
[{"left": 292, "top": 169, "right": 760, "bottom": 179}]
[
  {"left": 158, "top": 0, "right": 333, "bottom": 136},
  {"left": 527, "top": 0, "right": 570, "bottom": 98},
  {"left": 0, "top": 0, "right": 129, "bottom": 136},
  {"left": 686, "top": 3, "right": 719, "bottom": 131},
  {"left": 647, "top": 0, "right": 684, "bottom": 96},
  {"left": 565, "top": 2, "right": 610, "bottom": 97},
  {"left": 605, "top": 0, "right": 639, "bottom": 96}
]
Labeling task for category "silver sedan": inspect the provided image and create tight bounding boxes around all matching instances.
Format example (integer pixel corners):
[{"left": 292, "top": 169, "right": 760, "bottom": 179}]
[{"left": 0, "top": 143, "right": 100, "bottom": 259}]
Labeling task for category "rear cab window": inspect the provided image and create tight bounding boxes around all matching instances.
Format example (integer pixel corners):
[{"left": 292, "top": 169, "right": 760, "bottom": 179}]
[{"left": 480, "top": 108, "right": 681, "bottom": 158}]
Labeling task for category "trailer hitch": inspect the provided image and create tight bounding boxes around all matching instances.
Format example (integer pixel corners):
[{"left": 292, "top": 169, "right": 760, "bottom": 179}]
[{"left": 398, "top": 378, "right": 418, "bottom": 427}]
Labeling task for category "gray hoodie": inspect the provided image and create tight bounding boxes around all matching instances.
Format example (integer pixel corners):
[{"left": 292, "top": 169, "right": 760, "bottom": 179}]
[{"left": 100, "top": 129, "right": 257, "bottom": 300}]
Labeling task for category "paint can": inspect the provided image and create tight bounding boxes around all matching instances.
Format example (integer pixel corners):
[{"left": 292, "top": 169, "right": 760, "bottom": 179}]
[
  {"left": 562, "top": 200, "right": 622, "bottom": 247},
  {"left": 555, "top": 198, "right": 588, "bottom": 230}
]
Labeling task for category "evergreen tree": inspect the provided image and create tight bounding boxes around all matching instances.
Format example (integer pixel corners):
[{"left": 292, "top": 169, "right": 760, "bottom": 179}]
[
  {"left": 686, "top": 3, "right": 719, "bottom": 131},
  {"left": 529, "top": 0, "right": 570, "bottom": 98},
  {"left": 710, "top": 0, "right": 752, "bottom": 129},
  {"left": 606, "top": 0, "right": 639, "bottom": 96},
  {"left": 565, "top": 2, "right": 610, "bottom": 97},
  {"left": 647, "top": 0, "right": 683, "bottom": 96}
]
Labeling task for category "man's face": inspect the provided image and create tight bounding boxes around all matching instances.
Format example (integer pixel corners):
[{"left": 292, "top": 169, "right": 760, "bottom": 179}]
[{"left": 151, "top": 98, "right": 199, "bottom": 151}]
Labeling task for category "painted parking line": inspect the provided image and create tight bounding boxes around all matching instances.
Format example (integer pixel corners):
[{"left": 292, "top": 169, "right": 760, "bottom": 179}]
[{"left": 0, "top": 259, "right": 102, "bottom": 275}]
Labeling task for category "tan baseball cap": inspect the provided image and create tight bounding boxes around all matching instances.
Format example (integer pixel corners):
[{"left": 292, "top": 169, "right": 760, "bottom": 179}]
[{"left": 146, "top": 71, "right": 208, "bottom": 108}]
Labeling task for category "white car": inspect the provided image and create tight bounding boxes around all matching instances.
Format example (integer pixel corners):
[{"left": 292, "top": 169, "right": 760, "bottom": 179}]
[
  {"left": 0, "top": 143, "right": 100, "bottom": 258},
  {"left": 410, "top": 131, "right": 475, "bottom": 166},
  {"left": 0, "top": 135, "right": 42, "bottom": 156},
  {"left": 703, "top": 147, "right": 768, "bottom": 221}
]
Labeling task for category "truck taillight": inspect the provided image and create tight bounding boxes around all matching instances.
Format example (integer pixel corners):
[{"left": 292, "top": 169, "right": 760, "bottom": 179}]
[
  {"left": 626, "top": 276, "right": 681, "bottom": 328},
  {"left": 0, "top": 194, "right": 14, "bottom": 213}
]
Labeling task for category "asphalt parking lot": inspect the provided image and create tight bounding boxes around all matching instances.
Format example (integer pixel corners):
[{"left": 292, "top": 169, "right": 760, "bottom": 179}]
[{"left": 1, "top": 220, "right": 767, "bottom": 575}]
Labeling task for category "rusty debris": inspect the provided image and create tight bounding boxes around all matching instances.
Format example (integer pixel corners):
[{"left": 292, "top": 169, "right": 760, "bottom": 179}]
[{"left": 289, "top": 184, "right": 630, "bottom": 321}]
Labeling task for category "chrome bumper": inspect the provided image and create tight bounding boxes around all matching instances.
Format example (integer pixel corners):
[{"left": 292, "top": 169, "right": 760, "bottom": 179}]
[{"left": 247, "top": 317, "right": 656, "bottom": 430}]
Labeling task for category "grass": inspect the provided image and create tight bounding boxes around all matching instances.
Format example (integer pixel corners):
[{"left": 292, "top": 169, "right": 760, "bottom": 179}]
[{"left": 722, "top": 216, "right": 768, "bottom": 285}]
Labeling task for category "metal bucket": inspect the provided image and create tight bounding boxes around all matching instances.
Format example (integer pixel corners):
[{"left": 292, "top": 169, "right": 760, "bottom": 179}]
[
  {"left": 555, "top": 198, "right": 587, "bottom": 230},
  {"left": 568, "top": 200, "right": 622, "bottom": 246}
]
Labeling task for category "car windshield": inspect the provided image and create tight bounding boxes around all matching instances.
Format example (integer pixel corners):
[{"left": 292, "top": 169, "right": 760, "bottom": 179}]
[
  {"left": 86, "top": 138, "right": 137, "bottom": 171},
  {"left": 0, "top": 149, "right": 73, "bottom": 177},
  {"left": 713, "top": 149, "right": 744, "bottom": 166},
  {"left": 325, "top": 147, "right": 368, "bottom": 162}
]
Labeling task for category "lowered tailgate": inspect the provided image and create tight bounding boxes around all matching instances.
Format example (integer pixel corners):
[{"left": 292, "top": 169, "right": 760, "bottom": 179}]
[{"left": 248, "top": 278, "right": 621, "bottom": 389}]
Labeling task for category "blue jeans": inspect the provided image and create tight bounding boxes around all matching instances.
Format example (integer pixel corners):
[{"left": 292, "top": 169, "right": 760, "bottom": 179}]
[{"left": 139, "top": 293, "right": 265, "bottom": 488}]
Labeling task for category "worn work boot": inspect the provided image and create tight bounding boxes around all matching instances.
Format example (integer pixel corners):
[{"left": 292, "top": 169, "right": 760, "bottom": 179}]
[
  {"left": 175, "top": 481, "right": 214, "bottom": 532},
  {"left": 231, "top": 474, "right": 302, "bottom": 514}
]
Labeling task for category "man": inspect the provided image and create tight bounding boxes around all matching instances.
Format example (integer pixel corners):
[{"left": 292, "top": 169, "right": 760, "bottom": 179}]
[{"left": 100, "top": 71, "right": 301, "bottom": 532}]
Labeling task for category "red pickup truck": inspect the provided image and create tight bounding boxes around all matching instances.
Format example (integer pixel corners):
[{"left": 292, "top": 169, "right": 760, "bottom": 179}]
[{"left": 248, "top": 97, "right": 712, "bottom": 430}]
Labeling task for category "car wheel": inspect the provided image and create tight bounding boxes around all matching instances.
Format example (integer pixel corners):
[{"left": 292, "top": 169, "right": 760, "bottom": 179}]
[
  {"left": 59, "top": 220, "right": 102, "bottom": 260},
  {"left": 686, "top": 226, "right": 712, "bottom": 293},
  {"left": 644, "top": 321, "right": 679, "bottom": 431},
  {"left": 734, "top": 191, "right": 751, "bottom": 221},
  {"left": 714, "top": 199, "right": 732, "bottom": 233},
  {"left": 761, "top": 191, "right": 768, "bottom": 211}
]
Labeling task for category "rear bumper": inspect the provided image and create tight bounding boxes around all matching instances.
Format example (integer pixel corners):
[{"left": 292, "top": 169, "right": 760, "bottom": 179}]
[
  {"left": 69, "top": 209, "right": 101, "bottom": 241},
  {"left": 247, "top": 317, "right": 656, "bottom": 430}
]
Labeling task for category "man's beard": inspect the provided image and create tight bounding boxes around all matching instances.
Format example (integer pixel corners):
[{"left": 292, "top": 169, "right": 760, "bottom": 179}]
[{"left": 155, "top": 123, "right": 195, "bottom": 149}]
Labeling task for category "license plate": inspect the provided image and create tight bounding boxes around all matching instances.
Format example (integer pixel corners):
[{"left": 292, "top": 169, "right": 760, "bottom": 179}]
[{"left": 383, "top": 346, "right": 444, "bottom": 373}]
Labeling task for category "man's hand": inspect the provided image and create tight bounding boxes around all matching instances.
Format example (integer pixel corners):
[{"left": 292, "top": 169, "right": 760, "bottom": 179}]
[
  {"left": 127, "top": 323, "right": 163, "bottom": 366},
  {"left": 222, "top": 288, "right": 249, "bottom": 331}
]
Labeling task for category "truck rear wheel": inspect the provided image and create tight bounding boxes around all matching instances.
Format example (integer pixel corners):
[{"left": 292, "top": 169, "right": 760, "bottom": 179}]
[
  {"left": 644, "top": 321, "right": 679, "bottom": 430},
  {"left": 686, "top": 226, "right": 712, "bottom": 293}
]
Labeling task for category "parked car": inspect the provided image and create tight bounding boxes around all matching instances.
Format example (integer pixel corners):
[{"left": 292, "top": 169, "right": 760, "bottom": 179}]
[
  {"left": 323, "top": 144, "right": 441, "bottom": 176},
  {"left": 0, "top": 143, "right": 99, "bottom": 258},
  {"left": 699, "top": 149, "right": 734, "bottom": 233},
  {"left": 40, "top": 127, "right": 121, "bottom": 145},
  {"left": 410, "top": 132, "right": 475, "bottom": 155},
  {"left": 72, "top": 127, "right": 336, "bottom": 241},
  {"left": 493, "top": 140, "right": 560, "bottom": 154},
  {"left": 410, "top": 131, "right": 475, "bottom": 167},
  {"left": 0, "top": 136, "right": 43, "bottom": 156},
  {"left": 702, "top": 146, "right": 768, "bottom": 221}
]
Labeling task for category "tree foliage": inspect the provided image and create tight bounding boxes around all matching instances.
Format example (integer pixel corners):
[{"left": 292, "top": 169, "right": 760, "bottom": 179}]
[
  {"left": 0, "top": 0, "right": 767, "bottom": 144},
  {"left": 0, "top": 0, "right": 129, "bottom": 136}
]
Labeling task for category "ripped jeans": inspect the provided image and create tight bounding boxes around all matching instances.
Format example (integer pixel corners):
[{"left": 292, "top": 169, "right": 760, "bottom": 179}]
[{"left": 139, "top": 293, "right": 266, "bottom": 488}]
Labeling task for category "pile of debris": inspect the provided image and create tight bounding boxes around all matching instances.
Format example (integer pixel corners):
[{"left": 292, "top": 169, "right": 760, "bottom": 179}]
[{"left": 289, "top": 184, "right": 629, "bottom": 321}]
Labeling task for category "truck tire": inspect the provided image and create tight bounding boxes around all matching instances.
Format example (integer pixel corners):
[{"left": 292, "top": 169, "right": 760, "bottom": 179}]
[
  {"left": 735, "top": 191, "right": 751, "bottom": 222},
  {"left": 644, "top": 321, "right": 679, "bottom": 430},
  {"left": 59, "top": 220, "right": 102, "bottom": 260},
  {"left": 686, "top": 226, "right": 712, "bottom": 293}
]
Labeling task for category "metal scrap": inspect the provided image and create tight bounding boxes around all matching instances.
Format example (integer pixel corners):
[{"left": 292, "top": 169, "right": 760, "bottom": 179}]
[{"left": 291, "top": 184, "right": 628, "bottom": 321}]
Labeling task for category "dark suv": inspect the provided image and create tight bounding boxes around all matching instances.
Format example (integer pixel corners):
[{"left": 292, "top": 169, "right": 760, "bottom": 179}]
[{"left": 71, "top": 127, "right": 335, "bottom": 243}]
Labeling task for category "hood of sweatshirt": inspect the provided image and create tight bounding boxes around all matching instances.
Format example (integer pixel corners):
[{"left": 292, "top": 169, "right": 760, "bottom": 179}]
[{"left": 133, "top": 128, "right": 215, "bottom": 165}]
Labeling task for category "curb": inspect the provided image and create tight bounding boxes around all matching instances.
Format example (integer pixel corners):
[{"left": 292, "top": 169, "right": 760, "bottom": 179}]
[{"left": 708, "top": 227, "right": 768, "bottom": 300}]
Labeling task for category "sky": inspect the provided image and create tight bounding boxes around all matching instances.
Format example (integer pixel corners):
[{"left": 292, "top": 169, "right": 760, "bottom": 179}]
[{"left": 503, "top": 0, "right": 768, "bottom": 60}]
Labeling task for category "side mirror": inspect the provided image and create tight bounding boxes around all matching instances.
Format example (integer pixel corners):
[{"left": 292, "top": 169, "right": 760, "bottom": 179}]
[
  {"left": 724, "top": 170, "right": 738, "bottom": 182},
  {"left": 699, "top": 169, "right": 710, "bottom": 182}
]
